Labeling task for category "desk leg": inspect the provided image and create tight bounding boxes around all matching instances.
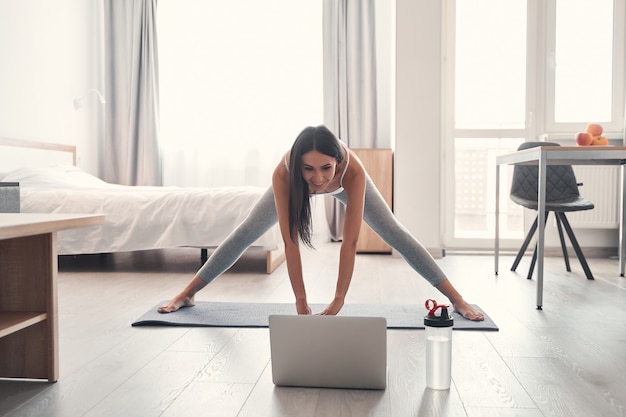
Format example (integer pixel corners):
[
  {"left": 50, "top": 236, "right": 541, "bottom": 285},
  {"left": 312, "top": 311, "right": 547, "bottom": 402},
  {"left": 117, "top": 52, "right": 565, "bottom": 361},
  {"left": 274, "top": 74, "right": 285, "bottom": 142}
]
[
  {"left": 618, "top": 165, "right": 626, "bottom": 277},
  {"left": 536, "top": 155, "right": 547, "bottom": 309},
  {"left": 495, "top": 164, "right": 500, "bottom": 275}
]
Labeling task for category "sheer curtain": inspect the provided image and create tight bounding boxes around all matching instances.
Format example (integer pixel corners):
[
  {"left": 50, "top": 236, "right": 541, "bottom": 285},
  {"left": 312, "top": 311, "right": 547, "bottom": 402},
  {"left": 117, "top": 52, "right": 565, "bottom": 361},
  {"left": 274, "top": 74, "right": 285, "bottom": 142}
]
[
  {"left": 157, "top": 1, "right": 323, "bottom": 188},
  {"left": 323, "top": 0, "right": 379, "bottom": 240},
  {"left": 103, "top": 0, "right": 161, "bottom": 186}
]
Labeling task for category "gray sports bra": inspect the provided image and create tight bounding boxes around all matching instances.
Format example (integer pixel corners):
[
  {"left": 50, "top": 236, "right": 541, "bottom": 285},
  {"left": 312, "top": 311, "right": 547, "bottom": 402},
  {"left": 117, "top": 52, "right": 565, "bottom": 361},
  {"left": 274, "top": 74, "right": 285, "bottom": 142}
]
[{"left": 284, "top": 143, "right": 350, "bottom": 195}]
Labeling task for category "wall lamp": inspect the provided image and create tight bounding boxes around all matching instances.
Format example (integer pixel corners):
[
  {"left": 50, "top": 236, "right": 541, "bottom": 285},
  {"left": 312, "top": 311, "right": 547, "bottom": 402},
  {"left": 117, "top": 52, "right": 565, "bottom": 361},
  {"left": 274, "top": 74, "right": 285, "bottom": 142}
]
[{"left": 74, "top": 89, "right": 106, "bottom": 110}]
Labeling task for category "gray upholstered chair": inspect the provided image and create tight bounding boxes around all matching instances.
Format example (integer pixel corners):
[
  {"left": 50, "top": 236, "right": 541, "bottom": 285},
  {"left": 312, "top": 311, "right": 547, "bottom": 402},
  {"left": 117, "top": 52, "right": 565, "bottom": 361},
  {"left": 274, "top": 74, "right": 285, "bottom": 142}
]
[{"left": 509, "top": 141, "right": 594, "bottom": 280}]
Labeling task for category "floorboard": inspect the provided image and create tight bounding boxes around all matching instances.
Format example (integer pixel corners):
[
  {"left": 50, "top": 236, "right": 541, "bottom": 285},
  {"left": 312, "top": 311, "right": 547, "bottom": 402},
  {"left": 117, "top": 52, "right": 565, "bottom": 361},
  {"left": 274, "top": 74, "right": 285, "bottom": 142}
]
[{"left": 1, "top": 243, "right": 625, "bottom": 417}]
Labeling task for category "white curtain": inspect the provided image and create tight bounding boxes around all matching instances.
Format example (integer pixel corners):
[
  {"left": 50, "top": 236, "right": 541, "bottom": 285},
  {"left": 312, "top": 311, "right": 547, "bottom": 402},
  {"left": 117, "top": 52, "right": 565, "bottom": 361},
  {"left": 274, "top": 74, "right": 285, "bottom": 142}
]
[
  {"left": 157, "top": 1, "right": 323, "bottom": 188},
  {"left": 323, "top": 0, "right": 379, "bottom": 240},
  {"left": 103, "top": 0, "right": 162, "bottom": 186}
]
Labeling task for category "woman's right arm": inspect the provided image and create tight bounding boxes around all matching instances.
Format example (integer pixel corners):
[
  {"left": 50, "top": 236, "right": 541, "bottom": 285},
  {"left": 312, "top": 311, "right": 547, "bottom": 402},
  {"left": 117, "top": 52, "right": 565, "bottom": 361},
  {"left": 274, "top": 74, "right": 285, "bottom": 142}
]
[{"left": 272, "top": 163, "right": 311, "bottom": 315}]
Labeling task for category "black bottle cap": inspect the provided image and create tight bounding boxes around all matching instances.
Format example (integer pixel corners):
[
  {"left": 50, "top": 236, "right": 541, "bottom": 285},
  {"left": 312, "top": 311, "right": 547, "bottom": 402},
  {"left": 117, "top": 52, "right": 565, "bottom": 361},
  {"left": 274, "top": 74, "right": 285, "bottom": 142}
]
[{"left": 424, "top": 306, "right": 454, "bottom": 327}]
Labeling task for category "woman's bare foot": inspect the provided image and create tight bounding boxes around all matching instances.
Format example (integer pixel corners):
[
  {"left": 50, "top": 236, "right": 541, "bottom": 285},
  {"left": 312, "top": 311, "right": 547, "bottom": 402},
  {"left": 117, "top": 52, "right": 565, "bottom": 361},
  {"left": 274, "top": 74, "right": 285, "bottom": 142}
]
[
  {"left": 158, "top": 275, "right": 208, "bottom": 313},
  {"left": 434, "top": 279, "right": 484, "bottom": 321},
  {"left": 453, "top": 300, "right": 484, "bottom": 321},
  {"left": 158, "top": 294, "right": 195, "bottom": 313}
]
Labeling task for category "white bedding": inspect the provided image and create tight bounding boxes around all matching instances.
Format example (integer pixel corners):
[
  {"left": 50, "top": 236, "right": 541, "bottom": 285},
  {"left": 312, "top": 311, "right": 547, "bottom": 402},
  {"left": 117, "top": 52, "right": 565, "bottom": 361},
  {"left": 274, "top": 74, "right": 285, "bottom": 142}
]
[{"left": 2, "top": 165, "right": 278, "bottom": 255}]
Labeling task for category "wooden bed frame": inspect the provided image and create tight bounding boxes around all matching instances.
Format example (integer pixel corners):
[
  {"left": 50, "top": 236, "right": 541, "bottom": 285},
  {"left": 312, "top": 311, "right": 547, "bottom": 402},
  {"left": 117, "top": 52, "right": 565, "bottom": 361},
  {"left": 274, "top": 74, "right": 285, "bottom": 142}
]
[{"left": 0, "top": 137, "right": 285, "bottom": 273}]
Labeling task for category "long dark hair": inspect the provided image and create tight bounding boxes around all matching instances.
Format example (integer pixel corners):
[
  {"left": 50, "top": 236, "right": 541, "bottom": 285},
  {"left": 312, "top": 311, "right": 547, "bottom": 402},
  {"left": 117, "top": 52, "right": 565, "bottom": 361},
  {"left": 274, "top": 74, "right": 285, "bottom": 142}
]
[{"left": 288, "top": 125, "right": 344, "bottom": 248}]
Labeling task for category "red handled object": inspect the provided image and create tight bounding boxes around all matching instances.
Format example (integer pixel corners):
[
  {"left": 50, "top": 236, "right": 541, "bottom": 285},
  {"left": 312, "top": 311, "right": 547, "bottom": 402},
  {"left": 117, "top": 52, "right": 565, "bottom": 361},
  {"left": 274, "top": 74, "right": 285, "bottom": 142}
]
[
  {"left": 425, "top": 299, "right": 450, "bottom": 316},
  {"left": 424, "top": 299, "right": 454, "bottom": 327}
]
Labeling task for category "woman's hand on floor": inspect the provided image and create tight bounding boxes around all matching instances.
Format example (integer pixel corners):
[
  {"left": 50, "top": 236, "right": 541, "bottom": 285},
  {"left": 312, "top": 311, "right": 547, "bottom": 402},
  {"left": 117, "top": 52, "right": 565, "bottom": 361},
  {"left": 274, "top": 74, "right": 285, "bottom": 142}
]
[
  {"left": 296, "top": 298, "right": 312, "bottom": 315},
  {"left": 316, "top": 297, "right": 344, "bottom": 316}
]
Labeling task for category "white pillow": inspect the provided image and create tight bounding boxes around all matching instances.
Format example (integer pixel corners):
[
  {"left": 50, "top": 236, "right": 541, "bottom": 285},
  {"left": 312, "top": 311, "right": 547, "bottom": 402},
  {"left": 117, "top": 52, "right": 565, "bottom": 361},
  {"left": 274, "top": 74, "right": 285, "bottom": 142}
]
[{"left": 2, "top": 165, "right": 107, "bottom": 188}]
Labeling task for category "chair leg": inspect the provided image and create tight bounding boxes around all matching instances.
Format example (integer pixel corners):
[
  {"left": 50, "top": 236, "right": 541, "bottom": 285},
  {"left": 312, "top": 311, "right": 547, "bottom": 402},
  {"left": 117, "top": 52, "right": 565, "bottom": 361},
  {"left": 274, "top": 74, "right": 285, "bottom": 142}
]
[
  {"left": 556, "top": 212, "right": 594, "bottom": 280},
  {"left": 511, "top": 215, "right": 539, "bottom": 272},
  {"left": 526, "top": 212, "right": 550, "bottom": 280},
  {"left": 554, "top": 213, "right": 571, "bottom": 272},
  {"left": 528, "top": 243, "right": 538, "bottom": 279}
]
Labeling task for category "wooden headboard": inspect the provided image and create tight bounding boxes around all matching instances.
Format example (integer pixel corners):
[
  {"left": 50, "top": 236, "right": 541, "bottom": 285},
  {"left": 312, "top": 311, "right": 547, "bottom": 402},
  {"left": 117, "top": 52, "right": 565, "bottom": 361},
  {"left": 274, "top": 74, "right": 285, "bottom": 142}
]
[{"left": 0, "top": 138, "right": 77, "bottom": 174}]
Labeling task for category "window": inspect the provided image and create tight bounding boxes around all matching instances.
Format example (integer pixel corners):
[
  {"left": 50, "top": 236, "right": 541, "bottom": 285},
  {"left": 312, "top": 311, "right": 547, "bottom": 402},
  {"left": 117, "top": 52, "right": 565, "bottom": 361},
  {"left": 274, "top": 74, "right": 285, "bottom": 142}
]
[
  {"left": 444, "top": 0, "right": 626, "bottom": 249},
  {"left": 547, "top": 0, "right": 624, "bottom": 132},
  {"left": 157, "top": 1, "right": 323, "bottom": 187},
  {"left": 445, "top": 0, "right": 528, "bottom": 248},
  {"left": 454, "top": 0, "right": 527, "bottom": 130}
]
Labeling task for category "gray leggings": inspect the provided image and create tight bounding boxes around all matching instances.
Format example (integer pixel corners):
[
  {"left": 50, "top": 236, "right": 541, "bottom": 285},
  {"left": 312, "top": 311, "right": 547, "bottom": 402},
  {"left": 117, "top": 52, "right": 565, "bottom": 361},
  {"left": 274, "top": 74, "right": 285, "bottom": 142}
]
[{"left": 196, "top": 176, "right": 447, "bottom": 286}]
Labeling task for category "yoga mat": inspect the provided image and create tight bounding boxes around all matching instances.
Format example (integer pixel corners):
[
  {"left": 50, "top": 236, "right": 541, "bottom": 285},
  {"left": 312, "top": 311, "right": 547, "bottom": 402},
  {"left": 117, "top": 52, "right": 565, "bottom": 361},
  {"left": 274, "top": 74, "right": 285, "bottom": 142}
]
[{"left": 132, "top": 302, "right": 498, "bottom": 331}]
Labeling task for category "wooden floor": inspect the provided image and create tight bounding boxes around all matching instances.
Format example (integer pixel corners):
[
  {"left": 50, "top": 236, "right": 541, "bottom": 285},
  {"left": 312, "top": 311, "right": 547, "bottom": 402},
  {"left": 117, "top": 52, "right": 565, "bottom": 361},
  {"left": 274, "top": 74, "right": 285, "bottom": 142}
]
[{"left": 1, "top": 242, "right": 625, "bottom": 417}]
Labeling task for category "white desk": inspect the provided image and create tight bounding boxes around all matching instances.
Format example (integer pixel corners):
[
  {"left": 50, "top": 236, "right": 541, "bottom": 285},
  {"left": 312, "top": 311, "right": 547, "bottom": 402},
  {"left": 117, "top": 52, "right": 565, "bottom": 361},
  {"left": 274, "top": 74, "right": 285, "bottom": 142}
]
[
  {"left": 0, "top": 213, "right": 104, "bottom": 381},
  {"left": 495, "top": 146, "right": 626, "bottom": 309}
]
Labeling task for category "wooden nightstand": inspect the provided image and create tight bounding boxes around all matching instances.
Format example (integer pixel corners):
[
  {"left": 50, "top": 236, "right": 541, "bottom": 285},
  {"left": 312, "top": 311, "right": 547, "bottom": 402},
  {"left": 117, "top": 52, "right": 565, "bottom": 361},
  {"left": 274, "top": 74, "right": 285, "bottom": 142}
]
[{"left": 352, "top": 149, "right": 393, "bottom": 253}]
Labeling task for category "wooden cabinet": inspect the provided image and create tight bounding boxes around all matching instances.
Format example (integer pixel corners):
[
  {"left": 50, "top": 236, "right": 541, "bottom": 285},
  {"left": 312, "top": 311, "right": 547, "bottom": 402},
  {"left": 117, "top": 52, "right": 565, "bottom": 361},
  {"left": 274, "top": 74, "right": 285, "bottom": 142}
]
[{"left": 352, "top": 149, "right": 393, "bottom": 253}]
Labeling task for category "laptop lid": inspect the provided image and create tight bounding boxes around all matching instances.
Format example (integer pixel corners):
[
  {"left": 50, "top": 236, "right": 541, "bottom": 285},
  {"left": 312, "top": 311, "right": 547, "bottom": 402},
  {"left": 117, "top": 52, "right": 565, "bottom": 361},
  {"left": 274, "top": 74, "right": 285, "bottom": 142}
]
[{"left": 268, "top": 315, "right": 387, "bottom": 390}]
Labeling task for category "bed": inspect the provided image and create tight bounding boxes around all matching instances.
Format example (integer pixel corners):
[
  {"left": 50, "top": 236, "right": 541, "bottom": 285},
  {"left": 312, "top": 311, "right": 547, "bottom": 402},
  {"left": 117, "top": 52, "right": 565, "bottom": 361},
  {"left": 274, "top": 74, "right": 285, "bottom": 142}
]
[{"left": 0, "top": 138, "right": 285, "bottom": 273}]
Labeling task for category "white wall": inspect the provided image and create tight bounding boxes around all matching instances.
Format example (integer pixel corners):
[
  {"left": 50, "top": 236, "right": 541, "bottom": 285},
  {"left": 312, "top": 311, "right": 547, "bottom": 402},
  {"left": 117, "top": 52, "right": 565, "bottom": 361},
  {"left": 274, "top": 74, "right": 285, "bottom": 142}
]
[
  {"left": 394, "top": 0, "right": 444, "bottom": 256},
  {"left": 0, "top": 0, "right": 103, "bottom": 175},
  {"left": 374, "top": 0, "right": 394, "bottom": 150}
]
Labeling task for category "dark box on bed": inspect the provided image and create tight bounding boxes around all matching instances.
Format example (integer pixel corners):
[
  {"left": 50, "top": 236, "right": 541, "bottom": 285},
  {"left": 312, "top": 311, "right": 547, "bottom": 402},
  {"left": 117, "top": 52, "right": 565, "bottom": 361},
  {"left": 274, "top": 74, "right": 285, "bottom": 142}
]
[{"left": 0, "top": 182, "right": 20, "bottom": 213}]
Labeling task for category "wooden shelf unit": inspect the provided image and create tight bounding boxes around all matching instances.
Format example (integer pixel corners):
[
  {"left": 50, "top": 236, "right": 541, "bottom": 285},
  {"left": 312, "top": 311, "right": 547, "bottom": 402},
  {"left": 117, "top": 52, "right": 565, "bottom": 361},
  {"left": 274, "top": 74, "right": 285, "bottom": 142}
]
[
  {"left": 0, "top": 213, "right": 103, "bottom": 382},
  {"left": 0, "top": 312, "right": 48, "bottom": 338}
]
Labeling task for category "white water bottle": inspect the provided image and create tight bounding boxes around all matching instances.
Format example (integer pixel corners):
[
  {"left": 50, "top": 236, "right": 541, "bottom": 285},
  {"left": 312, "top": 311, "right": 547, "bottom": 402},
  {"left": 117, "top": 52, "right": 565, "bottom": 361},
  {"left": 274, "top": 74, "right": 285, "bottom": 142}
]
[{"left": 424, "top": 299, "right": 454, "bottom": 390}]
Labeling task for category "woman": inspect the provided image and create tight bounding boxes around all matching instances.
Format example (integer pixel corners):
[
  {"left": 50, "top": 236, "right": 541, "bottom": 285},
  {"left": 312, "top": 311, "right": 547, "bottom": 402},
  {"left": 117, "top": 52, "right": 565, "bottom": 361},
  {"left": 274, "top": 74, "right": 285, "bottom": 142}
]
[{"left": 159, "top": 125, "right": 484, "bottom": 320}]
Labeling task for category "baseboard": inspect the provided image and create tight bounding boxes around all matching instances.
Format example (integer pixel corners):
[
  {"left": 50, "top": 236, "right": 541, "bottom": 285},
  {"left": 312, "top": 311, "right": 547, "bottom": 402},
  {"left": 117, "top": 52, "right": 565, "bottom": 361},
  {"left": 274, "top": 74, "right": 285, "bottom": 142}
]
[
  {"left": 438, "top": 247, "right": 618, "bottom": 259},
  {"left": 392, "top": 247, "right": 445, "bottom": 259},
  {"left": 543, "top": 246, "right": 617, "bottom": 259}
]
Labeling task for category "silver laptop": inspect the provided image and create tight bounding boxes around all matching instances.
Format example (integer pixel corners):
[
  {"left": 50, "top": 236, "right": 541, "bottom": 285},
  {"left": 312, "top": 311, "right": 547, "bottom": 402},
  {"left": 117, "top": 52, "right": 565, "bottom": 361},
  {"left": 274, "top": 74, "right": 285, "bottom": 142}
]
[{"left": 268, "top": 315, "right": 387, "bottom": 390}]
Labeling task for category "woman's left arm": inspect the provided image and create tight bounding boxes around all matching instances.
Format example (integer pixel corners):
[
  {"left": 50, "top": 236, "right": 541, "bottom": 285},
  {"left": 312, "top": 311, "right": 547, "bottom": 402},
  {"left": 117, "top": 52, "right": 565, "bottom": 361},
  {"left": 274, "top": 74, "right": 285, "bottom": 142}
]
[{"left": 318, "top": 162, "right": 367, "bottom": 315}]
